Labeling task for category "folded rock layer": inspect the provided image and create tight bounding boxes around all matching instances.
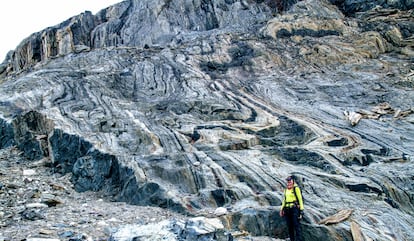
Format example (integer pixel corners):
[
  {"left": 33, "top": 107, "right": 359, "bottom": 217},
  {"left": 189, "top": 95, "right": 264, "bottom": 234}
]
[{"left": 0, "top": 0, "right": 413, "bottom": 240}]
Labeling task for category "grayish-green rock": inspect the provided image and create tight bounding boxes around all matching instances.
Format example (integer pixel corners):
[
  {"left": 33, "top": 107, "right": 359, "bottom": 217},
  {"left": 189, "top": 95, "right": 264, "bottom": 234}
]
[{"left": 0, "top": 0, "right": 413, "bottom": 240}]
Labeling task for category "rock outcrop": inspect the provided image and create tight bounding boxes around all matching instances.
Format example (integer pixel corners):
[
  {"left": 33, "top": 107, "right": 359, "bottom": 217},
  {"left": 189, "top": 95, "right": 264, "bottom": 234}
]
[{"left": 1, "top": 0, "right": 413, "bottom": 240}]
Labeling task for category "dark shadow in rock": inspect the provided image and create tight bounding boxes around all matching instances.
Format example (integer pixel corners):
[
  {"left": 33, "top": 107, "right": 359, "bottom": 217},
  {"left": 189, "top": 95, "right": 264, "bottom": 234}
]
[
  {"left": 269, "top": 147, "right": 336, "bottom": 173},
  {"left": 277, "top": 28, "right": 340, "bottom": 38},
  {"left": 345, "top": 154, "right": 375, "bottom": 166},
  {"left": 252, "top": 116, "right": 316, "bottom": 146},
  {"left": 50, "top": 129, "right": 93, "bottom": 174},
  {"left": 0, "top": 118, "right": 15, "bottom": 148},
  {"left": 200, "top": 42, "right": 256, "bottom": 78},
  {"left": 12, "top": 111, "right": 54, "bottom": 161},
  {"left": 361, "top": 147, "right": 389, "bottom": 156},
  {"left": 346, "top": 183, "right": 382, "bottom": 194},
  {"left": 118, "top": 176, "right": 186, "bottom": 214},
  {"left": 71, "top": 151, "right": 118, "bottom": 192},
  {"left": 211, "top": 188, "right": 237, "bottom": 207},
  {"left": 326, "top": 137, "right": 348, "bottom": 147}
]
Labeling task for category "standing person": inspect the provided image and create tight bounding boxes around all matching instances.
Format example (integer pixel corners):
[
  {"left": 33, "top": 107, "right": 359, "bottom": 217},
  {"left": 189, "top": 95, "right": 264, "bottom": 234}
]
[{"left": 279, "top": 175, "right": 304, "bottom": 241}]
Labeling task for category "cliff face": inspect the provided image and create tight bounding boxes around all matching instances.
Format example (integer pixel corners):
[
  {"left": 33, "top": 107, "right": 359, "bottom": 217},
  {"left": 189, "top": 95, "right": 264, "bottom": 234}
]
[{"left": 0, "top": 0, "right": 413, "bottom": 240}]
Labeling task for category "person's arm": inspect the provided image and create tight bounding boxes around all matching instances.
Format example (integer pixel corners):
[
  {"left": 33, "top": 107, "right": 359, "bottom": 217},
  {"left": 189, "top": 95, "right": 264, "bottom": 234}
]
[
  {"left": 280, "top": 189, "right": 286, "bottom": 210},
  {"left": 296, "top": 187, "right": 304, "bottom": 211},
  {"left": 280, "top": 189, "right": 286, "bottom": 216}
]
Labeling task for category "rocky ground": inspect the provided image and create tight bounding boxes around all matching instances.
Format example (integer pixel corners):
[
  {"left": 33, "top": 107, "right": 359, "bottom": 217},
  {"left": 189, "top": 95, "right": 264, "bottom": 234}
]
[
  {"left": 0, "top": 146, "right": 282, "bottom": 241},
  {"left": 0, "top": 146, "right": 187, "bottom": 241}
]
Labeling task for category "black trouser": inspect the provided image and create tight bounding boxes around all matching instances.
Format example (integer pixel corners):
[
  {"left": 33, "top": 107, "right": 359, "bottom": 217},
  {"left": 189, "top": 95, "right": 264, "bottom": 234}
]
[{"left": 284, "top": 206, "right": 302, "bottom": 241}]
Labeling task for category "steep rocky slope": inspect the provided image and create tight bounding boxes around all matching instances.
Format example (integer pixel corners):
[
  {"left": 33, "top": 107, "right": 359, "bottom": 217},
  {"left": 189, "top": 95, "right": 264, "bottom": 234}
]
[{"left": 0, "top": 0, "right": 413, "bottom": 240}]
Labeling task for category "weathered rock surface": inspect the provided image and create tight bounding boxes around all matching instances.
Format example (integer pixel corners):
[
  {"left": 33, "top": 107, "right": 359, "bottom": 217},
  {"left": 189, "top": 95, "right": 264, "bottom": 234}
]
[
  {"left": 0, "top": 147, "right": 186, "bottom": 240},
  {"left": 0, "top": 0, "right": 413, "bottom": 240}
]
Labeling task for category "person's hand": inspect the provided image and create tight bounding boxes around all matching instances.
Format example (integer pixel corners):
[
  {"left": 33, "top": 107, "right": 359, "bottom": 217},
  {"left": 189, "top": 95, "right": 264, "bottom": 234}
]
[
  {"left": 279, "top": 209, "right": 284, "bottom": 217},
  {"left": 299, "top": 210, "right": 304, "bottom": 219}
]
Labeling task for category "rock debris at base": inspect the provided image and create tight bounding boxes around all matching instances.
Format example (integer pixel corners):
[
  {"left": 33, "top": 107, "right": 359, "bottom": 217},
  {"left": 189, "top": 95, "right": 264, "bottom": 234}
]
[
  {"left": 0, "top": 147, "right": 283, "bottom": 241},
  {"left": 0, "top": 147, "right": 182, "bottom": 240}
]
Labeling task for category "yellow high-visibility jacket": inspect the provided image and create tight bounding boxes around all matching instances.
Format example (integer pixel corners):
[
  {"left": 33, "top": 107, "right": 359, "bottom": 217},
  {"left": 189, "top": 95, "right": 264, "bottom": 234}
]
[{"left": 280, "top": 184, "right": 304, "bottom": 211}]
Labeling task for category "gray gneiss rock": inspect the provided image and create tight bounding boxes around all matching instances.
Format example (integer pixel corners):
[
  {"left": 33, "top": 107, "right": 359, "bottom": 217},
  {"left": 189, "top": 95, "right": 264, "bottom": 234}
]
[{"left": 1, "top": 0, "right": 413, "bottom": 240}]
